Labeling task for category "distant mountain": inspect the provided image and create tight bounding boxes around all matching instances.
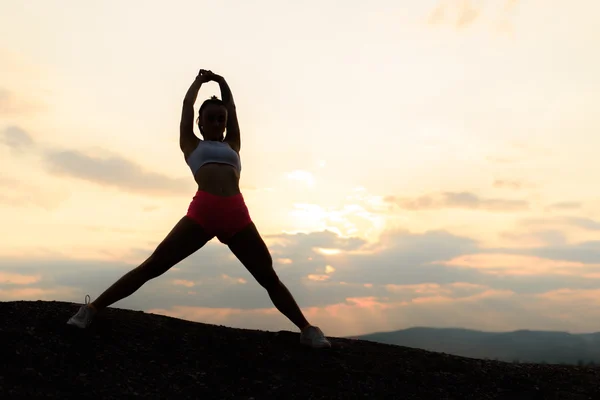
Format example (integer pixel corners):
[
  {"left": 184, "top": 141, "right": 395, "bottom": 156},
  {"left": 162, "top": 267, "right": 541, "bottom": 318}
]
[{"left": 348, "top": 327, "right": 600, "bottom": 365}]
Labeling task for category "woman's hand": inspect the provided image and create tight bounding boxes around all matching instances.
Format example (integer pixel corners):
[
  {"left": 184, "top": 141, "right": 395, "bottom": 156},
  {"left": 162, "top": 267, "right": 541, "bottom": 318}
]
[
  {"left": 195, "top": 69, "right": 214, "bottom": 83},
  {"left": 198, "top": 69, "right": 224, "bottom": 83}
]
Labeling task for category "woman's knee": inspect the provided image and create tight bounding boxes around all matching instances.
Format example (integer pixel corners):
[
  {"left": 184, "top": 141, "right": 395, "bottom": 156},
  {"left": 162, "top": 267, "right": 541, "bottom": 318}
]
[
  {"left": 257, "top": 266, "right": 280, "bottom": 290},
  {"left": 143, "top": 238, "right": 185, "bottom": 277}
]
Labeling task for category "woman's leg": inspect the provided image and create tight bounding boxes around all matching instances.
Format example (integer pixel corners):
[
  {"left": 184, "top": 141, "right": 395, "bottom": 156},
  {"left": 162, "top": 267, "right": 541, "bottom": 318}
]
[
  {"left": 91, "top": 216, "right": 214, "bottom": 311},
  {"left": 225, "top": 222, "right": 310, "bottom": 330}
]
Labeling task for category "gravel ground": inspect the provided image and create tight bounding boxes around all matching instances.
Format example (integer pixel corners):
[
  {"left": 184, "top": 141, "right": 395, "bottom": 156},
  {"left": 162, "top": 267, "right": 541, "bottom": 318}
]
[{"left": 1, "top": 300, "right": 599, "bottom": 399}]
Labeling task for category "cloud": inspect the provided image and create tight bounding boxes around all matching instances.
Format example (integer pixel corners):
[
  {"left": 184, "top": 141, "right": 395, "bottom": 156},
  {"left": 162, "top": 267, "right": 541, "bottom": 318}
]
[
  {"left": 0, "top": 272, "right": 41, "bottom": 285},
  {"left": 43, "top": 149, "right": 192, "bottom": 196},
  {"left": 560, "top": 217, "right": 600, "bottom": 231},
  {"left": 384, "top": 282, "right": 489, "bottom": 301},
  {"left": 150, "top": 284, "right": 600, "bottom": 337},
  {"left": 0, "top": 125, "right": 34, "bottom": 153},
  {"left": 317, "top": 229, "right": 483, "bottom": 288},
  {"left": 440, "top": 253, "right": 600, "bottom": 277},
  {"left": 518, "top": 216, "right": 600, "bottom": 232},
  {"left": 1, "top": 229, "right": 476, "bottom": 312},
  {"left": 2, "top": 125, "right": 192, "bottom": 198},
  {"left": 284, "top": 199, "right": 387, "bottom": 240},
  {"left": 0, "top": 287, "right": 76, "bottom": 301},
  {"left": 385, "top": 191, "right": 529, "bottom": 212},
  {"left": 522, "top": 240, "right": 600, "bottom": 265},
  {"left": 307, "top": 274, "right": 331, "bottom": 282},
  {"left": 536, "top": 288, "right": 600, "bottom": 304},
  {"left": 498, "top": 216, "right": 600, "bottom": 251},
  {"left": 5, "top": 227, "right": 600, "bottom": 305},
  {"left": 4, "top": 222, "right": 600, "bottom": 336},
  {"left": 267, "top": 230, "right": 367, "bottom": 253},
  {"left": 547, "top": 202, "right": 581, "bottom": 211},
  {"left": 221, "top": 274, "right": 247, "bottom": 285},
  {"left": 172, "top": 279, "right": 195, "bottom": 288},
  {"left": 148, "top": 284, "right": 510, "bottom": 335}
]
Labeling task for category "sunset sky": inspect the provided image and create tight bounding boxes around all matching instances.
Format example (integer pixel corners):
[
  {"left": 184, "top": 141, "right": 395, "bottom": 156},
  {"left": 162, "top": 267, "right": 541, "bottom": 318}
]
[{"left": 2, "top": 0, "right": 600, "bottom": 337}]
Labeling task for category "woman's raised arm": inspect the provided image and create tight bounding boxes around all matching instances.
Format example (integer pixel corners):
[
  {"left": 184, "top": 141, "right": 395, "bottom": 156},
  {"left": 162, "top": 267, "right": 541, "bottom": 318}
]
[
  {"left": 180, "top": 69, "right": 209, "bottom": 153},
  {"left": 212, "top": 73, "right": 240, "bottom": 152}
]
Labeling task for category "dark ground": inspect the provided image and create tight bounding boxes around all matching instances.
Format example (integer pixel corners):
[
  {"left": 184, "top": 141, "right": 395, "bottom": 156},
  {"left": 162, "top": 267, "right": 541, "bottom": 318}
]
[{"left": 1, "top": 300, "right": 599, "bottom": 399}]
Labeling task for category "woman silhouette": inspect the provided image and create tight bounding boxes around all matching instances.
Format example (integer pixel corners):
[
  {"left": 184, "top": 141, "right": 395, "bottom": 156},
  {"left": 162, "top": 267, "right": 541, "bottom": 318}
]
[{"left": 67, "top": 69, "right": 331, "bottom": 348}]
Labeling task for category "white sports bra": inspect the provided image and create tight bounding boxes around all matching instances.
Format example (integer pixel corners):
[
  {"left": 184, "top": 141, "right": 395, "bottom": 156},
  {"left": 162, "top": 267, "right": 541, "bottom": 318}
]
[{"left": 185, "top": 140, "right": 241, "bottom": 175}]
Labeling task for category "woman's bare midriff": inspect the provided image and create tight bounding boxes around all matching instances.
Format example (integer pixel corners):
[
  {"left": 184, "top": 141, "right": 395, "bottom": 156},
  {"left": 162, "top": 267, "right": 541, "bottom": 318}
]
[{"left": 193, "top": 163, "right": 241, "bottom": 196}]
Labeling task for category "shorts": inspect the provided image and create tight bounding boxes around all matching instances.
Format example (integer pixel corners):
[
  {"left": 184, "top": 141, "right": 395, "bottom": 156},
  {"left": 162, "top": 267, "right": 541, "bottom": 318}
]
[{"left": 186, "top": 190, "right": 252, "bottom": 243}]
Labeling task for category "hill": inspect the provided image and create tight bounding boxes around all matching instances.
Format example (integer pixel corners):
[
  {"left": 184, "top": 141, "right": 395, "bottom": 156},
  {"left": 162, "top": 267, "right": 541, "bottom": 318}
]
[
  {"left": 1, "top": 300, "right": 599, "bottom": 399},
  {"left": 350, "top": 327, "right": 600, "bottom": 365}
]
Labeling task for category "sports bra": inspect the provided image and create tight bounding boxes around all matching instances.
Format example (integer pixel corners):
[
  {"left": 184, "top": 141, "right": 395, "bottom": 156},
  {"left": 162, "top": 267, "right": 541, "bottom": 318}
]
[{"left": 185, "top": 140, "right": 241, "bottom": 175}]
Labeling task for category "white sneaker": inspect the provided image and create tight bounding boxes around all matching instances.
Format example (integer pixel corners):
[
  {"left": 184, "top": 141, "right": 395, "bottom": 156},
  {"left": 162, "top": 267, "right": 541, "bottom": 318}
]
[
  {"left": 67, "top": 295, "right": 96, "bottom": 329},
  {"left": 300, "top": 325, "right": 331, "bottom": 348}
]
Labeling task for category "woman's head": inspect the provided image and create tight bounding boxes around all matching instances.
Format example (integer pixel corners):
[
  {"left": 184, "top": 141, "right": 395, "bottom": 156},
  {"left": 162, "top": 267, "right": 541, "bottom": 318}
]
[{"left": 197, "top": 96, "right": 227, "bottom": 141}]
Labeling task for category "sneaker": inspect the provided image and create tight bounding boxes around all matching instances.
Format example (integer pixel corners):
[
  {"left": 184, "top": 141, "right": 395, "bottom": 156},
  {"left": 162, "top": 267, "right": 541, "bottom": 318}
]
[
  {"left": 67, "top": 294, "right": 96, "bottom": 329},
  {"left": 300, "top": 325, "right": 331, "bottom": 348}
]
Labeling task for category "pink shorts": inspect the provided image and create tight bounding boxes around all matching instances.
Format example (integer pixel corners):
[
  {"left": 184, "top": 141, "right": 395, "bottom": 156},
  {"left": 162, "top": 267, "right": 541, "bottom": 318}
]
[{"left": 186, "top": 190, "right": 252, "bottom": 243}]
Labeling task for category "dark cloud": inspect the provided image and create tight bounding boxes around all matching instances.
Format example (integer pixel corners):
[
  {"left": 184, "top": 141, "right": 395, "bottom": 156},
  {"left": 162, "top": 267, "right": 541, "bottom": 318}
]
[
  {"left": 0, "top": 230, "right": 482, "bottom": 310},
  {"left": 561, "top": 217, "right": 600, "bottom": 231},
  {"left": 385, "top": 191, "right": 529, "bottom": 212},
  {"left": 2, "top": 125, "right": 192, "bottom": 198},
  {"left": 3, "top": 222, "right": 600, "bottom": 332},
  {"left": 0, "top": 125, "right": 34, "bottom": 152},
  {"left": 521, "top": 241, "right": 600, "bottom": 264},
  {"left": 327, "top": 229, "right": 483, "bottom": 286},
  {"left": 44, "top": 149, "right": 192, "bottom": 196}
]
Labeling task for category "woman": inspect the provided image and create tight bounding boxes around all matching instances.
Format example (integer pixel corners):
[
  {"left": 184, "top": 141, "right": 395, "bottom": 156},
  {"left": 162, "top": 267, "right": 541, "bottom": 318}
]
[{"left": 67, "top": 69, "right": 331, "bottom": 349}]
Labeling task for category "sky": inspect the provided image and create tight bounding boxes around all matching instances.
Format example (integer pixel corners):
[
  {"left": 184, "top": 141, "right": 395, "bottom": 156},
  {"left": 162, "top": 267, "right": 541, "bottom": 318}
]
[{"left": 1, "top": 0, "right": 600, "bottom": 337}]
